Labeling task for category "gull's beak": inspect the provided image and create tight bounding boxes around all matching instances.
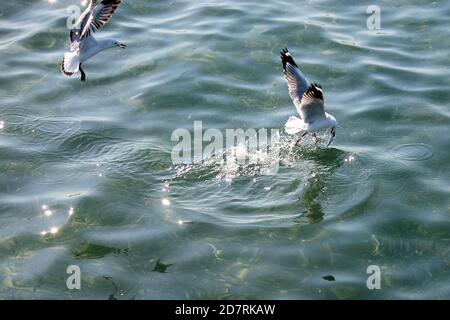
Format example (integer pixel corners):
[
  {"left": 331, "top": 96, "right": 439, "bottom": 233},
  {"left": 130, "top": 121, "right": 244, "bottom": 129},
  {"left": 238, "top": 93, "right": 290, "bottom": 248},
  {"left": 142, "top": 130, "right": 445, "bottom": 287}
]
[
  {"left": 327, "top": 128, "right": 336, "bottom": 147},
  {"left": 117, "top": 43, "right": 127, "bottom": 49}
]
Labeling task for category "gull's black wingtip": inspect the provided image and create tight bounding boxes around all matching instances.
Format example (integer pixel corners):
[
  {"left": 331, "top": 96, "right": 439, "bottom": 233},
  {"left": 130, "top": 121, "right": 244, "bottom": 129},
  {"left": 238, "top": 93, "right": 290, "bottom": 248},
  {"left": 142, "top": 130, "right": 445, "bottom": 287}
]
[
  {"left": 280, "top": 47, "right": 298, "bottom": 70},
  {"left": 280, "top": 47, "right": 289, "bottom": 58}
]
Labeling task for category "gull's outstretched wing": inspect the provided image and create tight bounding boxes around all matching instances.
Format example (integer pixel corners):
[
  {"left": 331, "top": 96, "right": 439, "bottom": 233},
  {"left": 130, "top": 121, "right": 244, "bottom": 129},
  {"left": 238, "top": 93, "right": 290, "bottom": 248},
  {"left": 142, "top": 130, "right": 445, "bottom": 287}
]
[
  {"left": 68, "top": 0, "right": 96, "bottom": 51},
  {"left": 280, "top": 48, "right": 310, "bottom": 112},
  {"left": 70, "top": 0, "right": 96, "bottom": 38},
  {"left": 80, "top": 0, "right": 123, "bottom": 40},
  {"left": 298, "top": 83, "right": 326, "bottom": 123}
]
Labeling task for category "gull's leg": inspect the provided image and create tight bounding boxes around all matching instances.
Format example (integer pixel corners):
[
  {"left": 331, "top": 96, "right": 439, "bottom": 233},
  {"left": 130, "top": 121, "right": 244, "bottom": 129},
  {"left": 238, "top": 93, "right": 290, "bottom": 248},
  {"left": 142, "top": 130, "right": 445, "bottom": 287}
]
[
  {"left": 294, "top": 132, "right": 308, "bottom": 146},
  {"left": 313, "top": 133, "right": 318, "bottom": 145},
  {"left": 79, "top": 64, "right": 86, "bottom": 82}
]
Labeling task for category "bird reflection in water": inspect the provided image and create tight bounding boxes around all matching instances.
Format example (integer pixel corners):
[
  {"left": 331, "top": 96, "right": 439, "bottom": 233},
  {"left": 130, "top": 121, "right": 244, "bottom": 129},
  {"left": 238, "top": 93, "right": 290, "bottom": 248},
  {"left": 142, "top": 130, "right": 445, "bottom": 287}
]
[{"left": 293, "top": 147, "right": 345, "bottom": 224}]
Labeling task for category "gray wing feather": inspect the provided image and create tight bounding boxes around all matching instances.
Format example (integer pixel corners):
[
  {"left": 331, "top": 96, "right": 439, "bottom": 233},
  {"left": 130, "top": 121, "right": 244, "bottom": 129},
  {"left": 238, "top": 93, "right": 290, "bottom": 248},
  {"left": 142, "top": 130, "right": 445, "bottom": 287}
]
[
  {"left": 280, "top": 48, "right": 310, "bottom": 110},
  {"left": 71, "top": 0, "right": 96, "bottom": 36},
  {"left": 68, "top": 1, "right": 96, "bottom": 50},
  {"left": 298, "top": 83, "right": 326, "bottom": 123},
  {"left": 80, "top": 0, "right": 123, "bottom": 40}
]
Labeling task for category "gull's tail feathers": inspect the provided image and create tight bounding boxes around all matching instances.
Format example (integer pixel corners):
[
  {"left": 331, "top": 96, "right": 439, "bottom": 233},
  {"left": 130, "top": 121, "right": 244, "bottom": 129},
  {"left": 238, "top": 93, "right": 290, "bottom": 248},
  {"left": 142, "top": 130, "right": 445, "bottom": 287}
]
[
  {"left": 285, "top": 116, "right": 308, "bottom": 135},
  {"left": 60, "top": 51, "right": 80, "bottom": 77}
]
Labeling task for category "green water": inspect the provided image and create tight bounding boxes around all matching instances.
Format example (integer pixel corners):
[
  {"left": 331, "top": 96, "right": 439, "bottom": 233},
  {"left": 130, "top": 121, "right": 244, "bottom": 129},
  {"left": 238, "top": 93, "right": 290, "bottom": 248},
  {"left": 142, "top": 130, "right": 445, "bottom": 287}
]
[{"left": 0, "top": 0, "right": 449, "bottom": 299}]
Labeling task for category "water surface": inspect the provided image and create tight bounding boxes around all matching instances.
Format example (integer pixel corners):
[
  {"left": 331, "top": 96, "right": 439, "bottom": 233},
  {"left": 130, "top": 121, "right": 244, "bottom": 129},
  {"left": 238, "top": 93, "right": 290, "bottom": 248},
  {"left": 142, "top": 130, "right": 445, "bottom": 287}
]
[{"left": 0, "top": 0, "right": 449, "bottom": 299}]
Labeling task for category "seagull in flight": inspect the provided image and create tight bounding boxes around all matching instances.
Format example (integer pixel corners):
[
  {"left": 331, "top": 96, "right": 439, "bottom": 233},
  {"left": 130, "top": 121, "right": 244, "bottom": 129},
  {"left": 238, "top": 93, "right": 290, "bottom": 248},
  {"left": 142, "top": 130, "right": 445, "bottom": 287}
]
[
  {"left": 280, "top": 48, "right": 337, "bottom": 146},
  {"left": 60, "top": 0, "right": 126, "bottom": 82}
]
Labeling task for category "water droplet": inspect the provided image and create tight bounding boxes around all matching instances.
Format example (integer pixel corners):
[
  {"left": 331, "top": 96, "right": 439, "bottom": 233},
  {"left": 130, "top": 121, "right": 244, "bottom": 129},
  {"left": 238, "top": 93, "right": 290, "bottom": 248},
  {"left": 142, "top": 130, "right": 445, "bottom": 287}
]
[{"left": 344, "top": 155, "right": 356, "bottom": 163}]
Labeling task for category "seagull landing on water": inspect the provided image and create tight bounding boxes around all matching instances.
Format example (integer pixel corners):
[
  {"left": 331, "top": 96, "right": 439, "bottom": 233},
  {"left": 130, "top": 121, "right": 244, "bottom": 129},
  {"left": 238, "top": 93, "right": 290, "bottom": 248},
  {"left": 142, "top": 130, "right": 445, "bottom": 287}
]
[
  {"left": 280, "top": 48, "right": 337, "bottom": 146},
  {"left": 60, "top": 0, "right": 126, "bottom": 82}
]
